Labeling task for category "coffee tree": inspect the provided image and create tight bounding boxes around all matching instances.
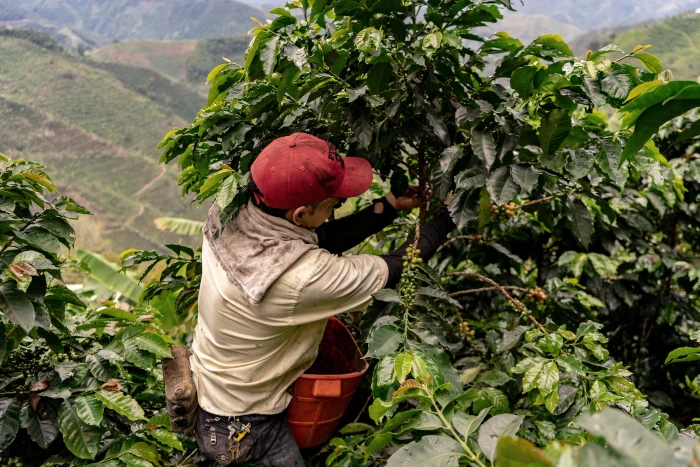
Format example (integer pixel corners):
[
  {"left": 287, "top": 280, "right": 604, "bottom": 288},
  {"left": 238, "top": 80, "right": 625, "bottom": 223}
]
[
  {"left": 132, "top": 0, "right": 700, "bottom": 465},
  {"left": 0, "top": 155, "right": 186, "bottom": 466}
]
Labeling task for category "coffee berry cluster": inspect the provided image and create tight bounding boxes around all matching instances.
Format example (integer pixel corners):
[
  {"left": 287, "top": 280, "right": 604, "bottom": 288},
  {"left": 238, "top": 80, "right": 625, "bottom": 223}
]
[
  {"left": 399, "top": 246, "right": 422, "bottom": 304},
  {"left": 528, "top": 287, "right": 547, "bottom": 304},
  {"left": 458, "top": 321, "right": 476, "bottom": 342},
  {"left": 490, "top": 202, "right": 517, "bottom": 221},
  {"left": 1, "top": 345, "right": 52, "bottom": 376}
]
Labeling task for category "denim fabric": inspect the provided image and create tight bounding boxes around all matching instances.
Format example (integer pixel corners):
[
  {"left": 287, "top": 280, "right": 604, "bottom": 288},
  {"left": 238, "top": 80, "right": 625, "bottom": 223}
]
[{"left": 195, "top": 407, "right": 304, "bottom": 466}]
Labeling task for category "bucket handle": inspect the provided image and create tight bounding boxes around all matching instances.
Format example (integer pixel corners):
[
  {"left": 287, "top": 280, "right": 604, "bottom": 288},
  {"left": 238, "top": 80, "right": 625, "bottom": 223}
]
[{"left": 312, "top": 380, "right": 342, "bottom": 398}]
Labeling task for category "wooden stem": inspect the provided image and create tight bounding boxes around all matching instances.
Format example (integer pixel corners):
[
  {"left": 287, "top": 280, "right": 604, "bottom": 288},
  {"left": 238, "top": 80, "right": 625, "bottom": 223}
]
[{"left": 445, "top": 272, "right": 545, "bottom": 331}]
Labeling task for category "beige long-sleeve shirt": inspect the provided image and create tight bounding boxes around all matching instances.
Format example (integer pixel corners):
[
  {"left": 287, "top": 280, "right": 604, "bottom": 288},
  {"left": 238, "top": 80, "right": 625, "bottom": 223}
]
[{"left": 190, "top": 237, "right": 388, "bottom": 416}]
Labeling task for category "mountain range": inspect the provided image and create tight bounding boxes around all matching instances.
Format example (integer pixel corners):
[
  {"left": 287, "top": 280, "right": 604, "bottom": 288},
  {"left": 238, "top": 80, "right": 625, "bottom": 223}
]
[
  {"left": 2, "top": 1, "right": 700, "bottom": 256},
  {"left": 3, "top": 0, "right": 700, "bottom": 49}
]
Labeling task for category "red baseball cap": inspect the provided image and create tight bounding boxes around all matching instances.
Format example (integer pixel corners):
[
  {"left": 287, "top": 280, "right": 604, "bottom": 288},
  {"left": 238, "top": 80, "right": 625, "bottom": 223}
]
[{"left": 250, "top": 133, "right": 373, "bottom": 209}]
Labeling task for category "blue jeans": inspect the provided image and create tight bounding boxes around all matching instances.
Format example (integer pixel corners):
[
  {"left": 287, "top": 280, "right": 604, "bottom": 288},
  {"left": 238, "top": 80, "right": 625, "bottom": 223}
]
[{"left": 195, "top": 408, "right": 304, "bottom": 466}]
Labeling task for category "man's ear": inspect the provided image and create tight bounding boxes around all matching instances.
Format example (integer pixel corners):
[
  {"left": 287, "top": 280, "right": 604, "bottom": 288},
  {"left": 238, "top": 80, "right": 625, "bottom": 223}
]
[{"left": 291, "top": 206, "right": 306, "bottom": 225}]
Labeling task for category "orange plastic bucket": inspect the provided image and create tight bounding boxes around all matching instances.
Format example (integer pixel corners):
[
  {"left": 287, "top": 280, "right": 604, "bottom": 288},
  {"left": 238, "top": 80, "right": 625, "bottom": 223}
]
[{"left": 286, "top": 317, "right": 369, "bottom": 448}]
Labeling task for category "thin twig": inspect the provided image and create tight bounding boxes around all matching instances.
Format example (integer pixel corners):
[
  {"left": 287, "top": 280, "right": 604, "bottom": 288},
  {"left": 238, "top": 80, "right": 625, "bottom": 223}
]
[
  {"left": 437, "top": 235, "right": 480, "bottom": 252},
  {"left": 449, "top": 285, "right": 529, "bottom": 297},
  {"left": 513, "top": 195, "right": 559, "bottom": 210},
  {"left": 354, "top": 394, "right": 373, "bottom": 424},
  {"left": 445, "top": 272, "right": 545, "bottom": 331}
]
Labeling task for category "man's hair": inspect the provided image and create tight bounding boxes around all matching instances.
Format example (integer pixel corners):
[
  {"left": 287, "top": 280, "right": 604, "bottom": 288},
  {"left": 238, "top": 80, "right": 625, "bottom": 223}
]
[{"left": 247, "top": 178, "right": 320, "bottom": 218}]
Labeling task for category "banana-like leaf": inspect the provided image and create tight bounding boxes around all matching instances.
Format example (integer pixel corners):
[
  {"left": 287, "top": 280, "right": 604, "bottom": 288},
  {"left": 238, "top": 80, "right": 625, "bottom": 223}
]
[
  {"left": 77, "top": 250, "right": 143, "bottom": 303},
  {"left": 154, "top": 217, "right": 204, "bottom": 236}
]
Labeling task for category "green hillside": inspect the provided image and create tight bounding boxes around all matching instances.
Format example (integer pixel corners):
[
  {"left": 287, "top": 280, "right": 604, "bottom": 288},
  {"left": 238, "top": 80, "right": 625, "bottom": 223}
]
[
  {"left": 573, "top": 13, "right": 700, "bottom": 81},
  {"left": 0, "top": 34, "right": 205, "bottom": 253},
  {"left": 89, "top": 39, "right": 198, "bottom": 83},
  {"left": 89, "top": 35, "right": 249, "bottom": 91}
]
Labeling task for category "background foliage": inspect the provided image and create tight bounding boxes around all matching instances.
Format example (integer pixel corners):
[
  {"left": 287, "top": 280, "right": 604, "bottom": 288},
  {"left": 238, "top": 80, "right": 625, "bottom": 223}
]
[{"left": 149, "top": 0, "right": 700, "bottom": 465}]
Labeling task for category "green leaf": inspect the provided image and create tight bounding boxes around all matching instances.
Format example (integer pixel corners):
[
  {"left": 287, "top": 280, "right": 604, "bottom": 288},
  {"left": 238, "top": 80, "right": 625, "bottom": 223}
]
[
  {"left": 244, "top": 31, "right": 269, "bottom": 73},
  {"left": 0, "top": 398, "right": 20, "bottom": 452},
  {"left": 260, "top": 36, "right": 280, "bottom": 76},
  {"left": 486, "top": 166, "right": 520, "bottom": 206},
  {"left": 120, "top": 454, "right": 153, "bottom": 467},
  {"left": 479, "top": 370, "right": 511, "bottom": 387},
  {"left": 510, "top": 66, "right": 537, "bottom": 99},
  {"left": 394, "top": 352, "right": 413, "bottom": 384},
  {"left": 431, "top": 146, "right": 464, "bottom": 200},
  {"left": 426, "top": 105, "right": 450, "bottom": 146},
  {"left": 386, "top": 435, "right": 463, "bottom": 467},
  {"left": 452, "top": 407, "right": 490, "bottom": 440},
  {"left": 539, "top": 108, "right": 571, "bottom": 154},
  {"left": 367, "top": 325, "right": 403, "bottom": 358},
  {"left": 422, "top": 32, "right": 442, "bottom": 50},
  {"left": 522, "top": 361, "right": 544, "bottom": 393},
  {"left": 367, "top": 62, "right": 393, "bottom": 94},
  {"left": 206, "top": 63, "right": 229, "bottom": 83},
  {"left": 448, "top": 189, "right": 481, "bottom": 230},
  {"left": 577, "top": 408, "right": 673, "bottom": 465},
  {"left": 59, "top": 401, "right": 104, "bottom": 460},
  {"left": 20, "top": 402, "right": 57, "bottom": 449},
  {"left": 495, "top": 435, "right": 555, "bottom": 466},
  {"left": 621, "top": 98, "right": 700, "bottom": 164},
  {"left": 74, "top": 395, "right": 104, "bottom": 427},
  {"left": 129, "top": 333, "right": 172, "bottom": 358},
  {"left": 531, "top": 34, "right": 573, "bottom": 57},
  {"left": 147, "top": 427, "right": 183, "bottom": 450},
  {"left": 544, "top": 386, "right": 559, "bottom": 413},
  {"left": 471, "top": 128, "right": 497, "bottom": 170},
  {"left": 77, "top": 250, "right": 143, "bottom": 303},
  {"left": 665, "top": 347, "right": 700, "bottom": 364},
  {"left": 125, "top": 442, "right": 161, "bottom": 464},
  {"left": 600, "top": 65, "right": 634, "bottom": 100},
  {"left": 355, "top": 27, "right": 383, "bottom": 54},
  {"left": 372, "top": 289, "right": 402, "bottom": 303},
  {"left": 477, "top": 414, "right": 525, "bottom": 462},
  {"left": 510, "top": 164, "right": 539, "bottom": 191},
  {"left": 368, "top": 398, "right": 394, "bottom": 424},
  {"left": 618, "top": 81, "right": 700, "bottom": 128},
  {"left": 589, "top": 44, "right": 623, "bottom": 61},
  {"left": 554, "top": 385, "right": 578, "bottom": 415},
  {"left": 364, "top": 432, "right": 393, "bottom": 462},
  {"left": 587, "top": 253, "right": 617, "bottom": 277},
  {"left": 96, "top": 390, "right": 146, "bottom": 421},
  {"left": 677, "top": 119, "right": 700, "bottom": 142},
  {"left": 497, "top": 326, "right": 529, "bottom": 354},
  {"left": 0, "top": 281, "right": 35, "bottom": 332},
  {"left": 338, "top": 422, "right": 373, "bottom": 435},
  {"left": 454, "top": 158, "right": 487, "bottom": 191},
  {"left": 631, "top": 52, "right": 662, "bottom": 75},
  {"left": 567, "top": 197, "right": 592, "bottom": 248},
  {"left": 282, "top": 44, "right": 307, "bottom": 69}
]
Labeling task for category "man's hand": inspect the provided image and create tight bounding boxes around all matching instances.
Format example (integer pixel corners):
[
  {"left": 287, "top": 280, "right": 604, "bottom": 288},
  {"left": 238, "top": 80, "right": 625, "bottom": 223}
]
[{"left": 385, "top": 185, "right": 421, "bottom": 211}]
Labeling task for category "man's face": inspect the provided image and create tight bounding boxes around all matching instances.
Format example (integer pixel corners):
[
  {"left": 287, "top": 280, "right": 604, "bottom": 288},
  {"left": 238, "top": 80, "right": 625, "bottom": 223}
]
[{"left": 294, "top": 198, "right": 341, "bottom": 229}]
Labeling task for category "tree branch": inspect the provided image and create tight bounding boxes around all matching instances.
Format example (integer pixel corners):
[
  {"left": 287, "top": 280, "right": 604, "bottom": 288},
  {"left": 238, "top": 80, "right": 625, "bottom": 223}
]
[
  {"left": 449, "top": 285, "right": 529, "bottom": 297},
  {"left": 445, "top": 272, "right": 545, "bottom": 331},
  {"left": 437, "top": 234, "right": 481, "bottom": 252}
]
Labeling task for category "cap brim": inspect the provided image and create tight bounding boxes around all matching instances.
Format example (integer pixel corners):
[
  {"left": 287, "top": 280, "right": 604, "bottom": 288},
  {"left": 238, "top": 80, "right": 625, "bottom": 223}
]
[{"left": 332, "top": 157, "right": 374, "bottom": 199}]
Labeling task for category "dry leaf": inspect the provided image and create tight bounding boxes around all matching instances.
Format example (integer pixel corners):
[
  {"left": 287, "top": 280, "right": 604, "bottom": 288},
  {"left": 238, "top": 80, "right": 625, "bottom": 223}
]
[
  {"left": 101, "top": 378, "right": 124, "bottom": 391},
  {"left": 29, "top": 379, "right": 49, "bottom": 412}
]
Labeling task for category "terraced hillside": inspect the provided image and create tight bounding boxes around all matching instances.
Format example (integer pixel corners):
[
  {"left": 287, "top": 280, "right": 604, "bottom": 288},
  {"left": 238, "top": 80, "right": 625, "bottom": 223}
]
[
  {"left": 89, "top": 35, "right": 249, "bottom": 91},
  {"left": 0, "top": 34, "right": 205, "bottom": 252},
  {"left": 572, "top": 13, "right": 700, "bottom": 81},
  {"left": 89, "top": 39, "right": 197, "bottom": 83}
]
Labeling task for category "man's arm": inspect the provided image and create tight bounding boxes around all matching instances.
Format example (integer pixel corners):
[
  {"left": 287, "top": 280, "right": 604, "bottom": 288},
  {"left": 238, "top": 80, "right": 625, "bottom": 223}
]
[{"left": 316, "top": 198, "right": 397, "bottom": 254}]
